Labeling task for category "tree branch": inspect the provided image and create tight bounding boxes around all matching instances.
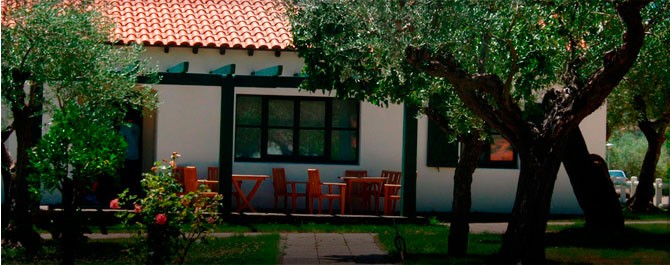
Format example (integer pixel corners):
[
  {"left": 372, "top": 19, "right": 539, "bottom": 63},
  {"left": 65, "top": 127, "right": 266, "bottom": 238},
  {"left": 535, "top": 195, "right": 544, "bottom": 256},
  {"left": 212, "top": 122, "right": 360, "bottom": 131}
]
[
  {"left": 562, "top": 0, "right": 650, "bottom": 131},
  {"left": 405, "top": 46, "right": 526, "bottom": 140}
]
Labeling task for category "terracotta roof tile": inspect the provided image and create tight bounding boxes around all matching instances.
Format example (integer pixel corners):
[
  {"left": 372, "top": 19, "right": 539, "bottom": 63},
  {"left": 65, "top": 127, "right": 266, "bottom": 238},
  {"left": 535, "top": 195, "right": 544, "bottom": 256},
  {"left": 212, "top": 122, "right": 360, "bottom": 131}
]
[{"left": 104, "top": 0, "right": 293, "bottom": 50}]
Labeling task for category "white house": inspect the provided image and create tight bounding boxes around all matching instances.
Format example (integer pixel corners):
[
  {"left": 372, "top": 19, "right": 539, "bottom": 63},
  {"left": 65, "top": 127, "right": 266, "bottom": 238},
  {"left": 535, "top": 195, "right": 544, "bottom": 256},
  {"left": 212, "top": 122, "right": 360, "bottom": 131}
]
[{"left": 7, "top": 0, "right": 607, "bottom": 214}]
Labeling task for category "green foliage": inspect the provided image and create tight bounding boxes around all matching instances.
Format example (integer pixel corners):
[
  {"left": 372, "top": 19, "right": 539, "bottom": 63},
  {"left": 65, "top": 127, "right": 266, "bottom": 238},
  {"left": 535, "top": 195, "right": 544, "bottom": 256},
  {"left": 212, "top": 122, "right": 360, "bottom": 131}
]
[
  {"left": 116, "top": 153, "right": 223, "bottom": 265},
  {"left": 608, "top": 130, "right": 670, "bottom": 181},
  {"left": 1, "top": 0, "right": 158, "bottom": 117},
  {"left": 30, "top": 102, "right": 126, "bottom": 194},
  {"left": 608, "top": 2, "right": 670, "bottom": 130},
  {"left": 287, "top": 0, "right": 484, "bottom": 137},
  {"left": 287, "top": 1, "right": 641, "bottom": 134}
]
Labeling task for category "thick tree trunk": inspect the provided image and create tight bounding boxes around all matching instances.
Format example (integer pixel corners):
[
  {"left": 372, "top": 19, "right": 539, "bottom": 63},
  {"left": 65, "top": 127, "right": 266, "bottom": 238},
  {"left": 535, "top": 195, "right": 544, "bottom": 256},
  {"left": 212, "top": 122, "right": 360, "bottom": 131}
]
[
  {"left": 563, "top": 128, "right": 623, "bottom": 231},
  {"left": 6, "top": 79, "right": 44, "bottom": 252},
  {"left": 9, "top": 109, "right": 43, "bottom": 252},
  {"left": 448, "top": 134, "right": 485, "bottom": 257},
  {"left": 628, "top": 120, "right": 668, "bottom": 212},
  {"left": 499, "top": 140, "right": 564, "bottom": 264}
]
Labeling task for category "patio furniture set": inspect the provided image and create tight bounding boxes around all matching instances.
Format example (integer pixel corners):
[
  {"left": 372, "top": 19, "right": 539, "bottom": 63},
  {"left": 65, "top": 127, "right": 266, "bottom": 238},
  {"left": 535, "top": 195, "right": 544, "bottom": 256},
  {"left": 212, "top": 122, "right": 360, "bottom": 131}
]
[{"left": 173, "top": 166, "right": 403, "bottom": 215}]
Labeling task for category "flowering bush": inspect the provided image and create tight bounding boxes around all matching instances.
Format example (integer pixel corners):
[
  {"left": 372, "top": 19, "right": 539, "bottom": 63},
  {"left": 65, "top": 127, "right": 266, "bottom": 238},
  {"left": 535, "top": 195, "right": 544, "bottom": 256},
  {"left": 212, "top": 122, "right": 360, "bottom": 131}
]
[{"left": 115, "top": 152, "right": 222, "bottom": 264}]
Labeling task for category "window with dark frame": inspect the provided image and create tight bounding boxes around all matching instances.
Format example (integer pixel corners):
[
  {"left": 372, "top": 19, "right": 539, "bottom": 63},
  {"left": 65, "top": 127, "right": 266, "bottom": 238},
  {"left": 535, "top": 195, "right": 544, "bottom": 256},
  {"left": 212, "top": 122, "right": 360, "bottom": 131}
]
[
  {"left": 426, "top": 119, "right": 518, "bottom": 169},
  {"left": 234, "top": 95, "right": 360, "bottom": 164},
  {"left": 477, "top": 133, "right": 518, "bottom": 169}
]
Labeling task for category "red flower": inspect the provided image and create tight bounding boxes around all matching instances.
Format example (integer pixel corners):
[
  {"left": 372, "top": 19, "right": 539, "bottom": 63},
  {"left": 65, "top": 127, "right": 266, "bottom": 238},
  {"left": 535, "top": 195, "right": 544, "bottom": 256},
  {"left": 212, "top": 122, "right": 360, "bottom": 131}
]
[
  {"left": 155, "top": 213, "right": 167, "bottom": 225},
  {"left": 109, "top": 199, "right": 120, "bottom": 209},
  {"left": 134, "top": 204, "right": 142, "bottom": 213},
  {"left": 207, "top": 217, "right": 216, "bottom": 224}
]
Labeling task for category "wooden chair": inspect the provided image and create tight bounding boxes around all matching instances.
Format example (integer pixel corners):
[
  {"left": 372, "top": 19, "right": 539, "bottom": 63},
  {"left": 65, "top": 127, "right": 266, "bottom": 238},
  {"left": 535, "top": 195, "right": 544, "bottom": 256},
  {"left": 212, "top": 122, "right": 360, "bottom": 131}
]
[
  {"left": 207, "top": 167, "right": 219, "bottom": 192},
  {"left": 182, "top": 166, "right": 217, "bottom": 198},
  {"left": 307, "top": 169, "right": 347, "bottom": 214},
  {"left": 172, "top": 166, "right": 186, "bottom": 187},
  {"left": 379, "top": 170, "right": 402, "bottom": 214},
  {"left": 272, "top": 168, "right": 306, "bottom": 213},
  {"left": 344, "top": 170, "right": 369, "bottom": 213},
  {"left": 206, "top": 166, "right": 241, "bottom": 207}
]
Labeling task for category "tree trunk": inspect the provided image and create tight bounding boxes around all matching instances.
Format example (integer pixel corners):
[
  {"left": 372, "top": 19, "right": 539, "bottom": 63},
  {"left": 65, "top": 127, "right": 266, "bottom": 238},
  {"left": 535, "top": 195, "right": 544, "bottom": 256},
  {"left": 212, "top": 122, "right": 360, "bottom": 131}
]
[
  {"left": 563, "top": 128, "right": 623, "bottom": 232},
  {"left": 448, "top": 134, "right": 485, "bottom": 257},
  {"left": 499, "top": 139, "right": 564, "bottom": 264},
  {"left": 628, "top": 120, "right": 668, "bottom": 212},
  {"left": 9, "top": 108, "right": 43, "bottom": 252},
  {"left": 61, "top": 177, "right": 76, "bottom": 264},
  {"left": 6, "top": 79, "right": 44, "bottom": 253},
  {"left": 2, "top": 128, "right": 15, "bottom": 229}
]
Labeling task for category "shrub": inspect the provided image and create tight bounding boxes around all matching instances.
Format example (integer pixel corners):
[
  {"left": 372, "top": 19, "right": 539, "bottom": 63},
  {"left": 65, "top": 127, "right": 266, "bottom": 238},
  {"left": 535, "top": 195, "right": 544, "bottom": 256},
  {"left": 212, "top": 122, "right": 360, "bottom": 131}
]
[{"left": 115, "top": 152, "right": 222, "bottom": 264}]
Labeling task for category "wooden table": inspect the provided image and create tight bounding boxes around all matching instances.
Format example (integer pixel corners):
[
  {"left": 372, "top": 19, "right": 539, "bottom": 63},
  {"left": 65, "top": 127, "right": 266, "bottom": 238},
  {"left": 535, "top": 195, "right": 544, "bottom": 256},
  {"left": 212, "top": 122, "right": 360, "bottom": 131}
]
[
  {"left": 232, "top": 174, "right": 270, "bottom": 212},
  {"left": 340, "top": 177, "right": 386, "bottom": 214}
]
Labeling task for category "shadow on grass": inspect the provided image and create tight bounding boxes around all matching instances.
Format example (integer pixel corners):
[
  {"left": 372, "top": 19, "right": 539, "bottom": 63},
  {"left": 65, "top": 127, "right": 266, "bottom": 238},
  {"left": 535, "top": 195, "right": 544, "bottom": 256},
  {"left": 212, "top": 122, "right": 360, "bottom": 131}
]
[{"left": 545, "top": 225, "right": 670, "bottom": 251}]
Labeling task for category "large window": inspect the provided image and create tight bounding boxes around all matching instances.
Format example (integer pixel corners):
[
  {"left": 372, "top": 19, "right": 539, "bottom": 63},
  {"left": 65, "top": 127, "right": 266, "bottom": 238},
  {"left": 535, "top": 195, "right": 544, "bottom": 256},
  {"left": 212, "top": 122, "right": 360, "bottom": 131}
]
[{"left": 235, "top": 95, "right": 359, "bottom": 164}]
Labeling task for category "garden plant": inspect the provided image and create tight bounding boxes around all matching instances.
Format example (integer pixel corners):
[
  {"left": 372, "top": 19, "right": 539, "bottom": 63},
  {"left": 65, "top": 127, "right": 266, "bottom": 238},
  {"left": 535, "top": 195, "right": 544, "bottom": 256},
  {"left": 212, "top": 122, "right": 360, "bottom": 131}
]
[{"left": 114, "top": 152, "right": 223, "bottom": 265}]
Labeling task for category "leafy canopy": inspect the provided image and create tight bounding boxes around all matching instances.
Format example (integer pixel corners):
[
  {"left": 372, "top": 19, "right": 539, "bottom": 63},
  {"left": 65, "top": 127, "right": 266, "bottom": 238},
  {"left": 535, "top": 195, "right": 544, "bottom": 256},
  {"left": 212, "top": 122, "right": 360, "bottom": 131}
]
[
  {"left": 1, "top": 0, "right": 158, "bottom": 115},
  {"left": 289, "top": 0, "right": 636, "bottom": 133},
  {"left": 608, "top": 3, "right": 669, "bottom": 130}
]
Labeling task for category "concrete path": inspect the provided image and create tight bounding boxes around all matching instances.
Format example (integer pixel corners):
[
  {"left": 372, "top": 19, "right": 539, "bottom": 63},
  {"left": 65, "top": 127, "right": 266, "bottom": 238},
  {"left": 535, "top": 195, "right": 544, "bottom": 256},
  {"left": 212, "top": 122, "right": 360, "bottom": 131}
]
[{"left": 280, "top": 233, "right": 395, "bottom": 265}]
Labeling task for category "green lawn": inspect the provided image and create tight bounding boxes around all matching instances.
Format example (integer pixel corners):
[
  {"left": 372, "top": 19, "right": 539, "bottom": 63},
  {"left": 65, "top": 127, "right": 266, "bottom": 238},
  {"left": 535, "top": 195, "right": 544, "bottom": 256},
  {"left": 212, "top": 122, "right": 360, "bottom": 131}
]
[
  {"left": 6, "top": 215, "right": 669, "bottom": 264},
  {"left": 2, "top": 234, "right": 280, "bottom": 265}
]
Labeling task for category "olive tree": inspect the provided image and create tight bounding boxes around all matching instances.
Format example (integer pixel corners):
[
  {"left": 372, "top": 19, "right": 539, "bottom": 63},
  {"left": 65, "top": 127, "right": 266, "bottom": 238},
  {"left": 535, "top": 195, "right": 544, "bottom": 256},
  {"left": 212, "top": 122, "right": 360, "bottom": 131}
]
[
  {"left": 1, "top": 0, "right": 157, "bottom": 252},
  {"left": 287, "top": 0, "right": 654, "bottom": 262},
  {"left": 607, "top": 4, "right": 669, "bottom": 212},
  {"left": 287, "top": 1, "right": 487, "bottom": 256}
]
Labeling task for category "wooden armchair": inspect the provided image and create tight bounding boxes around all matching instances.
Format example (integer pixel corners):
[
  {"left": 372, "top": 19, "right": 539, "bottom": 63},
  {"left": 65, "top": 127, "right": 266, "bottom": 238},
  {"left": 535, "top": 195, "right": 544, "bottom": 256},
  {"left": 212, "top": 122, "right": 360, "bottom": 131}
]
[
  {"left": 272, "top": 168, "right": 306, "bottom": 213},
  {"left": 205, "top": 166, "right": 240, "bottom": 207},
  {"left": 172, "top": 166, "right": 186, "bottom": 186},
  {"left": 379, "top": 170, "right": 402, "bottom": 214},
  {"left": 307, "top": 169, "right": 347, "bottom": 214},
  {"left": 182, "top": 166, "right": 217, "bottom": 198},
  {"left": 344, "top": 170, "right": 369, "bottom": 213},
  {"left": 206, "top": 166, "right": 219, "bottom": 192}
]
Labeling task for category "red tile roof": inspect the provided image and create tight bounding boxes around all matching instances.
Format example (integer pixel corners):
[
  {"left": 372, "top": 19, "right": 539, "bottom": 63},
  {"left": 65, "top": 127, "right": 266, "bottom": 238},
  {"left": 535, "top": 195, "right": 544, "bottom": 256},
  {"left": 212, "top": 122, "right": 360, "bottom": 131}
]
[{"left": 105, "top": 0, "right": 293, "bottom": 50}]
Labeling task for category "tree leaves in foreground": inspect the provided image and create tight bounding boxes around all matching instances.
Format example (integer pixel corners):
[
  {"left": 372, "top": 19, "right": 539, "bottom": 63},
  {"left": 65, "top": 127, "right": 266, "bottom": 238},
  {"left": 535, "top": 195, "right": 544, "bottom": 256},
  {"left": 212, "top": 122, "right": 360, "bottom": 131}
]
[
  {"left": 287, "top": 0, "right": 657, "bottom": 262},
  {"left": 1, "top": 0, "right": 158, "bottom": 255},
  {"left": 607, "top": 3, "right": 669, "bottom": 212}
]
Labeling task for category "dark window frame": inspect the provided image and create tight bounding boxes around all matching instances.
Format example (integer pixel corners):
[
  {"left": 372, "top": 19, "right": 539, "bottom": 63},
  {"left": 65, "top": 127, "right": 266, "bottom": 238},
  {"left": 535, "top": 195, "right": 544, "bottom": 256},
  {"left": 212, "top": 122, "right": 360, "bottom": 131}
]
[
  {"left": 426, "top": 119, "right": 518, "bottom": 169},
  {"left": 235, "top": 95, "right": 360, "bottom": 164},
  {"left": 477, "top": 133, "right": 518, "bottom": 169}
]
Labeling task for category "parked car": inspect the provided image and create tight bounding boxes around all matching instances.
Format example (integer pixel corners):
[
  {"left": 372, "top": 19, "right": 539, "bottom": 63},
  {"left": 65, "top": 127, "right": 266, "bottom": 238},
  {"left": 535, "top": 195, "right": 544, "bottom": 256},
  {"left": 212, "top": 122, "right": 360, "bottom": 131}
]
[
  {"left": 608, "top": 170, "right": 629, "bottom": 184},
  {"left": 609, "top": 170, "right": 631, "bottom": 198}
]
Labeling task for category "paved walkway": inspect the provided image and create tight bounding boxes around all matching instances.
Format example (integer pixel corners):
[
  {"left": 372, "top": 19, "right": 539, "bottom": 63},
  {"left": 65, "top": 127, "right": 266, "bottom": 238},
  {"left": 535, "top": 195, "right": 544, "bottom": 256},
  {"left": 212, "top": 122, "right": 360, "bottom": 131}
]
[{"left": 281, "top": 233, "right": 394, "bottom": 265}]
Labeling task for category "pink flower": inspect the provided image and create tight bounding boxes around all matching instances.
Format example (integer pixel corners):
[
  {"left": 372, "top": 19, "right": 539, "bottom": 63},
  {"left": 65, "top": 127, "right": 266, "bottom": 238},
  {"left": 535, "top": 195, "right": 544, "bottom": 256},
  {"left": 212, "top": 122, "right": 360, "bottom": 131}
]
[
  {"left": 155, "top": 213, "right": 167, "bottom": 225},
  {"left": 109, "top": 199, "right": 120, "bottom": 209},
  {"left": 134, "top": 204, "right": 142, "bottom": 213},
  {"left": 206, "top": 217, "right": 216, "bottom": 224}
]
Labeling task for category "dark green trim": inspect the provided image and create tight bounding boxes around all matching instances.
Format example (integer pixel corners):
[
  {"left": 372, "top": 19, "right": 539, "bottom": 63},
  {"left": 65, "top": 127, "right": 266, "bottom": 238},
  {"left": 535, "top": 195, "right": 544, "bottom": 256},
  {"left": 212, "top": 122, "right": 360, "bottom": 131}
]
[
  {"left": 219, "top": 77, "right": 235, "bottom": 213},
  {"left": 166, "top": 61, "right": 189, "bottom": 73},
  {"left": 251, "top": 65, "right": 283, "bottom": 77},
  {"left": 139, "top": 73, "right": 304, "bottom": 88},
  {"left": 401, "top": 103, "right": 418, "bottom": 217},
  {"left": 210, "top": 64, "right": 236, "bottom": 76}
]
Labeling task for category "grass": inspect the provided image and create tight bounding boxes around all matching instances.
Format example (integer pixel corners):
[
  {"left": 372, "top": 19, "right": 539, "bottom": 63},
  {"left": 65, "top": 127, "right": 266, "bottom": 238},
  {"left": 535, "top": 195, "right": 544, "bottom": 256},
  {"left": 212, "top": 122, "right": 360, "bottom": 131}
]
[
  {"left": 10, "top": 212, "right": 670, "bottom": 264},
  {"left": 2, "top": 234, "right": 280, "bottom": 265}
]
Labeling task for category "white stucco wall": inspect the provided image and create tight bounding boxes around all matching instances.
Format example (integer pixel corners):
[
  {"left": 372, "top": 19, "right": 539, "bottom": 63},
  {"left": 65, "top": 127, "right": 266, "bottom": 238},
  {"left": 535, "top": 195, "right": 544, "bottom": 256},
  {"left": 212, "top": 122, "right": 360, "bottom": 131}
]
[
  {"left": 145, "top": 46, "right": 606, "bottom": 213},
  {"left": 3, "top": 45, "right": 606, "bottom": 213}
]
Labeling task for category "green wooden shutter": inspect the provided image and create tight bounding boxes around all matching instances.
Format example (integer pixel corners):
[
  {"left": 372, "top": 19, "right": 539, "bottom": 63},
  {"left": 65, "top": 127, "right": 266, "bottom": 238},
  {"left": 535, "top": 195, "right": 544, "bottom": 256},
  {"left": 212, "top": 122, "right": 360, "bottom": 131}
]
[{"left": 426, "top": 119, "right": 458, "bottom": 167}]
